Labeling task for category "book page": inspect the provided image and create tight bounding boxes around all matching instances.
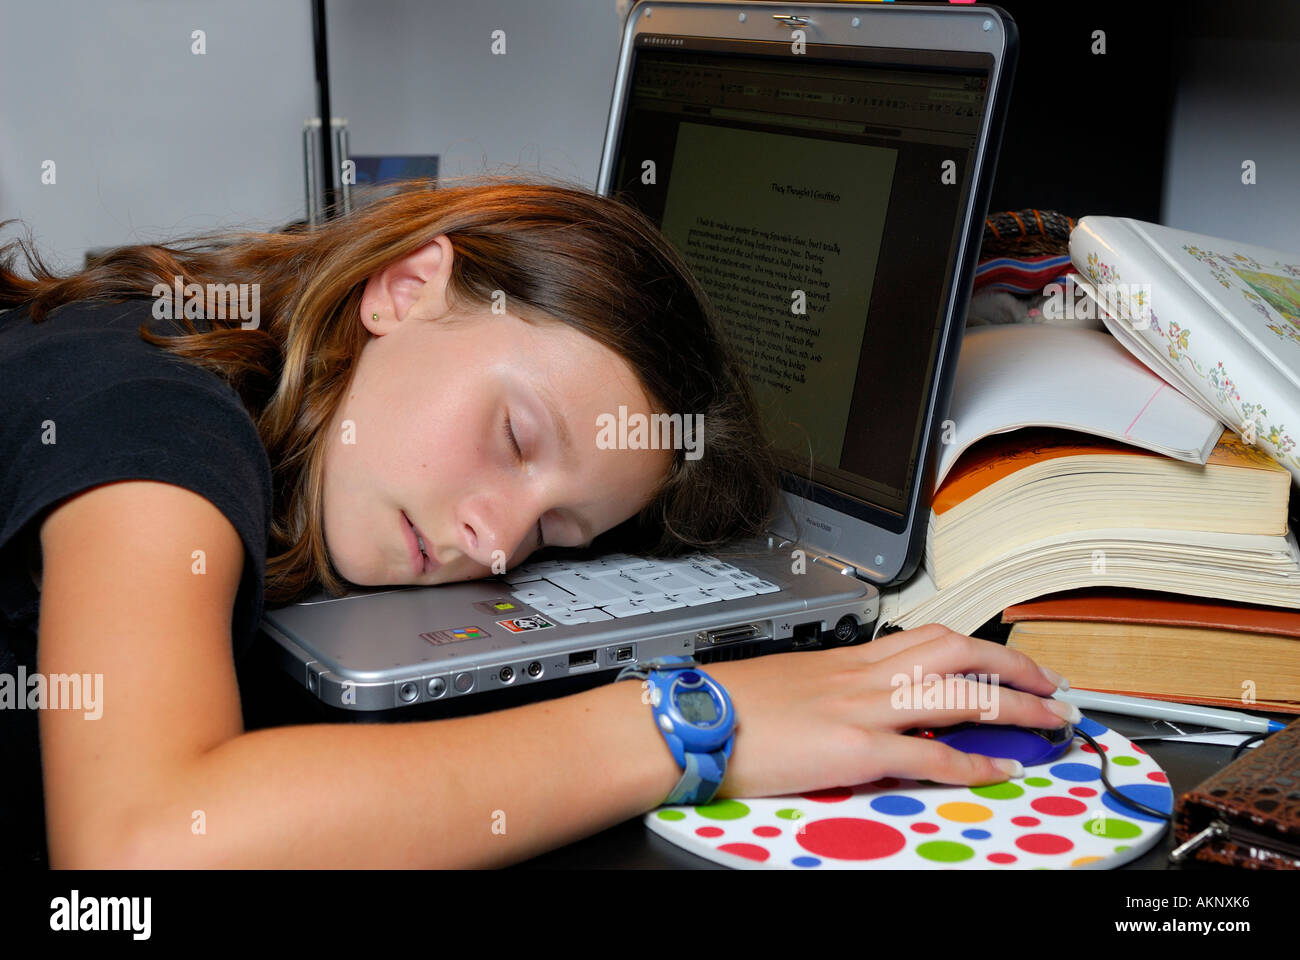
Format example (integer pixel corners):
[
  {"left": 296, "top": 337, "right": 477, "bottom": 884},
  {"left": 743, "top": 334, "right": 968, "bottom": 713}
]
[
  {"left": 934, "top": 325, "right": 1224, "bottom": 490},
  {"left": 659, "top": 122, "right": 896, "bottom": 468}
]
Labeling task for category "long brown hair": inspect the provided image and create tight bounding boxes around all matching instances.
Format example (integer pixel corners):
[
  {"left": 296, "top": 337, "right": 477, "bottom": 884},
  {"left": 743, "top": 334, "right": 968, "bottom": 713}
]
[{"left": 0, "top": 176, "right": 782, "bottom": 604}]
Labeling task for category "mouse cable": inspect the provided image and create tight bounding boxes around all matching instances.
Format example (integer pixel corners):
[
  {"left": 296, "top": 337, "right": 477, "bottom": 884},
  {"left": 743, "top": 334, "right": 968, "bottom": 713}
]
[
  {"left": 1231, "top": 731, "right": 1272, "bottom": 761},
  {"left": 1071, "top": 726, "right": 1171, "bottom": 822}
]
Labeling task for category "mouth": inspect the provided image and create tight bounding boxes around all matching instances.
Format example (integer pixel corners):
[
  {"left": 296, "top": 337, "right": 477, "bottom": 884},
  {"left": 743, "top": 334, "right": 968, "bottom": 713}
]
[{"left": 401, "top": 511, "right": 439, "bottom": 578}]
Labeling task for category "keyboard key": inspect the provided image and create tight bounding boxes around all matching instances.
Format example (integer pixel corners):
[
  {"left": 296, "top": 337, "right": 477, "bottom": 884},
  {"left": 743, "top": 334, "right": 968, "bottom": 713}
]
[
  {"left": 671, "top": 563, "right": 732, "bottom": 588},
  {"left": 663, "top": 589, "right": 721, "bottom": 607},
  {"left": 749, "top": 579, "right": 780, "bottom": 594},
  {"left": 548, "top": 572, "right": 636, "bottom": 606},
  {"left": 603, "top": 599, "right": 653, "bottom": 618},
  {"left": 552, "top": 609, "right": 594, "bottom": 625},
  {"left": 642, "top": 594, "right": 687, "bottom": 612},
  {"left": 702, "top": 583, "right": 756, "bottom": 601}
]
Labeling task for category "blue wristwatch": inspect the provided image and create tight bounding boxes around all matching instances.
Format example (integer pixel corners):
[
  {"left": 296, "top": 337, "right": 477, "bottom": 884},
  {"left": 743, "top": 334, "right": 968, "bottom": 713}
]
[{"left": 615, "top": 655, "right": 736, "bottom": 806}]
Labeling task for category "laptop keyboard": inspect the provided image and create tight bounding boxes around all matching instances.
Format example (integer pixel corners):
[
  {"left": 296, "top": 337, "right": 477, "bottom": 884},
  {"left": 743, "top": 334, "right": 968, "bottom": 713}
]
[{"left": 502, "top": 553, "right": 781, "bottom": 625}]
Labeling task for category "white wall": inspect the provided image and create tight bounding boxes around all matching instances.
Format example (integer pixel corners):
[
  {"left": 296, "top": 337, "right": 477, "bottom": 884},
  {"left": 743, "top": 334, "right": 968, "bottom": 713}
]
[
  {"left": 324, "top": 0, "right": 627, "bottom": 188},
  {"left": 0, "top": 0, "right": 316, "bottom": 271},
  {"left": 1163, "top": 32, "right": 1300, "bottom": 251}
]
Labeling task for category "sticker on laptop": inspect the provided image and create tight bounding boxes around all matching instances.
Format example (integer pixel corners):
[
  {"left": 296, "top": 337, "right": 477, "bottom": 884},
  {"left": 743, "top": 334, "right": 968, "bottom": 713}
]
[
  {"left": 473, "top": 599, "right": 522, "bottom": 616},
  {"left": 421, "top": 625, "right": 489, "bottom": 646},
  {"left": 496, "top": 615, "right": 555, "bottom": 633}
]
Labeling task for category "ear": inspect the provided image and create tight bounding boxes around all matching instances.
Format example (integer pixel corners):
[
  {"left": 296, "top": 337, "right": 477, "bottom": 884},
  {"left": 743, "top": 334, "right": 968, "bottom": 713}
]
[{"left": 360, "top": 234, "right": 455, "bottom": 336}]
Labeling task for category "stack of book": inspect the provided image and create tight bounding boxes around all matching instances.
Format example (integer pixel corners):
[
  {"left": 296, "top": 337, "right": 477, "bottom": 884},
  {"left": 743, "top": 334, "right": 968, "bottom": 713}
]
[{"left": 878, "top": 217, "right": 1300, "bottom": 708}]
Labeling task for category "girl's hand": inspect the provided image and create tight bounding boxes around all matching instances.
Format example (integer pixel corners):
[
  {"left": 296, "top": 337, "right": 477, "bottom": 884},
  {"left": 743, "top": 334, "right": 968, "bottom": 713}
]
[{"left": 701, "top": 623, "right": 1074, "bottom": 799}]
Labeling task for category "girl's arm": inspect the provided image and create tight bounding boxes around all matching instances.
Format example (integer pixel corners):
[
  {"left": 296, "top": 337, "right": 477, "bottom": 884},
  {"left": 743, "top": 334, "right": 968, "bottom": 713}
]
[
  {"left": 39, "top": 480, "right": 1062, "bottom": 867},
  {"left": 38, "top": 479, "right": 682, "bottom": 868}
]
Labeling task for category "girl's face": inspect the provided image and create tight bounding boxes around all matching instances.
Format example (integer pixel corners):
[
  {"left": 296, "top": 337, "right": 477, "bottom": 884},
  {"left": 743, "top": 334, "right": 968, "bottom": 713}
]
[{"left": 321, "top": 235, "right": 674, "bottom": 586}]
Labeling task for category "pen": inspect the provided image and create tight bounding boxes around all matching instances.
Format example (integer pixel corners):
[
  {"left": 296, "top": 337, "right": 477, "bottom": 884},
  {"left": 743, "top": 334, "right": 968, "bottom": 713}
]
[{"left": 1052, "top": 688, "right": 1287, "bottom": 734}]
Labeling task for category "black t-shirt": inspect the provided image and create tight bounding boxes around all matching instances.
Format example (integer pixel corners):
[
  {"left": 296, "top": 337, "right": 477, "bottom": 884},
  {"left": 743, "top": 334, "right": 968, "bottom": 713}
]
[{"left": 0, "top": 297, "right": 274, "bottom": 867}]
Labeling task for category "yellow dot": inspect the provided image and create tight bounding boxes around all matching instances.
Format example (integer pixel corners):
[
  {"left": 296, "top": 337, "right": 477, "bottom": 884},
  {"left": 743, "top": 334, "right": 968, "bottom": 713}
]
[
  {"left": 1071, "top": 855, "right": 1104, "bottom": 867},
  {"left": 936, "top": 802, "right": 992, "bottom": 823}
]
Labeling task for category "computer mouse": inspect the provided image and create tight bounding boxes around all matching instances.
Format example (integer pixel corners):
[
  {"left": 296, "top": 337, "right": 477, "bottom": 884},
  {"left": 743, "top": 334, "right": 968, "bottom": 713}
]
[{"left": 912, "top": 721, "right": 1075, "bottom": 767}]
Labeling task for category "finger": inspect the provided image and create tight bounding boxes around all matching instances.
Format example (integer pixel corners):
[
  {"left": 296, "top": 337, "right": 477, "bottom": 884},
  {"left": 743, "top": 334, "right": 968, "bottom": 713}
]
[
  {"left": 876, "top": 628, "right": 1066, "bottom": 701},
  {"left": 871, "top": 730, "right": 1026, "bottom": 786},
  {"left": 855, "top": 621, "right": 953, "bottom": 664},
  {"left": 873, "top": 674, "right": 1078, "bottom": 732}
]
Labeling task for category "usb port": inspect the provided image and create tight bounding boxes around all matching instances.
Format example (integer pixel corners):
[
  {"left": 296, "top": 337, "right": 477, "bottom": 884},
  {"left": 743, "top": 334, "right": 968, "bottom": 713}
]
[
  {"left": 569, "top": 650, "right": 597, "bottom": 667},
  {"left": 615, "top": 646, "right": 634, "bottom": 662}
]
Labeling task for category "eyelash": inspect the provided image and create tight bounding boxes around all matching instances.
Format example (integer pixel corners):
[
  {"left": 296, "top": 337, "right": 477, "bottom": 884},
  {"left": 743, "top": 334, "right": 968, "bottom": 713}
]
[{"left": 503, "top": 411, "right": 546, "bottom": 549}]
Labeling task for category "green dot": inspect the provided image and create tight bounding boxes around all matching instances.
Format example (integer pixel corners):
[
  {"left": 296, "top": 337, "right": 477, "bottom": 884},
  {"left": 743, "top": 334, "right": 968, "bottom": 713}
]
[
  {"left": 1082, "top": 817, "right": 1141, "bottom": 839},
  {"left": 695, "top": 799, "right": 750, "bottom": 820},
  {"left": 775, "top": 808, "right": 804, "bottom": 821},
  {"left": 971, "top": 781, "right": 1024, "bottom": 800},
  {"left": 916, "top": 779, "right": 941, "bottom": 787},
  {"left": 656, "top": 809, "right": 686, "bottom": 821},
  {"left": 1115, "top": 845, "right": 1130, "bottom": 853},
  {"left": 916, "top": 841, "right": 974, "bottom": 863},
  {"left": 1024, "top": 776, "right": 1052, "bottom": 787},
  {"left": 1111, "top": 756, "right": 1139, "bottom": 766}
]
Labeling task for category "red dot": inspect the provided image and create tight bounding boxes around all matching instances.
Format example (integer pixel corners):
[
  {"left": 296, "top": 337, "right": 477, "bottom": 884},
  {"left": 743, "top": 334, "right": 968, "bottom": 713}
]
[
  {"left": 1080, "top": 743, "right": 1109, "bottom": 753},
  {"left": 1015, "top": 833, "right": 1074, "bottom": 855},
  {"left": 1031, "top": 796, "right": 1088, "bottom": 816},
  {"left": 1011, "top": 816, "right": 1040, "bottom": 827},
  {"left": 696, "top": 826, "right": 724, "bottom": 838},
  {"left": 796, "top": 818, "right": 907, "bottom": 860},
  {"left": 1147, "top": 771, "right": 1168, "bottom": 783},
  {"left": 753, "top": 826, "right": 781, "bottom": 838},
  {"left": 1069, "top": 787, "right": 1098, "bottom": 797},
  {"left": 910, "top": 822, "right": 940, "bottom": 833},
  {"left": 718, "top": 842, "right": 769, "bottom": 862},
  {"left": 987, "top": 852, "right": 1017, "bottom": 864},
  {"left": 1131, "top": 743, "right": 1146, "bottom": 754}
]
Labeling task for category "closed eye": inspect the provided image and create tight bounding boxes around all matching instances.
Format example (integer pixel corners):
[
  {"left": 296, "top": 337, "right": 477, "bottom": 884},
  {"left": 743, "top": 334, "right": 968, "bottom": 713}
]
[{"left": 504, "top": 411, "right": 546, "bottom": 549}]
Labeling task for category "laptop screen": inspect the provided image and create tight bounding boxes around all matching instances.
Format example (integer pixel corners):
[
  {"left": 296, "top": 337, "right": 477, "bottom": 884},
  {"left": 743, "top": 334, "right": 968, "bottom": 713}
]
[{"left": 608, "top": 37, "right": 992, "bottom": 528}]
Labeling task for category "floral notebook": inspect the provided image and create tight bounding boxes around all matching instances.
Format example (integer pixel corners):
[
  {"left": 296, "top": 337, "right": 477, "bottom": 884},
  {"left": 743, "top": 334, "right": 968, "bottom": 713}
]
[{"left": 1069, "top": 216, "right": 1300, "bottom": 484}]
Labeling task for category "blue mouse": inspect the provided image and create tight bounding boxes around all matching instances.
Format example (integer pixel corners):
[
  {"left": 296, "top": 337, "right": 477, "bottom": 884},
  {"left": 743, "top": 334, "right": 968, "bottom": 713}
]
[{"left": 913, "top": 721, "right": 1075, "bottom": 767}]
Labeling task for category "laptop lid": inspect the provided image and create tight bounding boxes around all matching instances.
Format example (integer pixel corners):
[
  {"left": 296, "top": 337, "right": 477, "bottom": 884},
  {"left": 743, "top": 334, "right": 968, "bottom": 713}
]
[{"left": 596, "top": 1, "right": 1018, "bottom": 586}]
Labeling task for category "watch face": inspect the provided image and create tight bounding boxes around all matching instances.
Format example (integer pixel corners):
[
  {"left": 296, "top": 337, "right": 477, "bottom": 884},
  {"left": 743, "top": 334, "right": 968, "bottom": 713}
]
[{"left": 676, "top": 688, "right": 719, "bottom": 724}]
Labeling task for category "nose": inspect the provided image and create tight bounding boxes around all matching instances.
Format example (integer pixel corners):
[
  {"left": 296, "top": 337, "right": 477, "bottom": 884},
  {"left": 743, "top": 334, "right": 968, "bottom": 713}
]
[{"left": 457, "top": 489, "right": 539, "bottom": 569}]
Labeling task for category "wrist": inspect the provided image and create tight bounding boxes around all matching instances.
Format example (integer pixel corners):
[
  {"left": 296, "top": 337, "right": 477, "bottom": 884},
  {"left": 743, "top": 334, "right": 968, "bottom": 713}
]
[{"left": 598, "top": 672, "right": 687, "bottom": 814}]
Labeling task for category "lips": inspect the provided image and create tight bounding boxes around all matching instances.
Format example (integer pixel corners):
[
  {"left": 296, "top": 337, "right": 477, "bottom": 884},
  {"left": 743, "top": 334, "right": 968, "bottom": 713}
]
[{"left": 401, "top": 511, "right": 438, "bottom": 577}]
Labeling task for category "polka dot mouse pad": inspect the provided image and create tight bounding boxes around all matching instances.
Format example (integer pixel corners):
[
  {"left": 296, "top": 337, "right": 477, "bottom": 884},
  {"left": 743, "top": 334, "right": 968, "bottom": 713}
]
[{"left": 644, "top": 715, "right": 1172, "bottom": 869}]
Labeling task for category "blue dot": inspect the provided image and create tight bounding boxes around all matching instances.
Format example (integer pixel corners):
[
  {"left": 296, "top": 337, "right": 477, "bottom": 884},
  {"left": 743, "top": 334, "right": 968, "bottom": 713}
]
[
  {"left": 870, "top": 794, "right": 926, "bottom": 816},
  {"left": 1075, "top": 715, "right": 1108, "bottom": 737},
  {"left": 1049, "top": 762, "right": 1102, "bottom": 782},
  {"left": 1102, "top": 783, "right": 1173, "bottom": 823},
  {"left": 961, "top": 829, "right": 991, "bottom": 840},
  {"left": 792, "top": 856, "right": 821, "bottom": 868}
]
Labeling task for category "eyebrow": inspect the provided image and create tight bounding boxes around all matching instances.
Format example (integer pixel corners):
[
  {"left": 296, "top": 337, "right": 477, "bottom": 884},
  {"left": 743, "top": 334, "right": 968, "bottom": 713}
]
[{"left": 534, "top": 384, "right": 594, "bottom": 547}]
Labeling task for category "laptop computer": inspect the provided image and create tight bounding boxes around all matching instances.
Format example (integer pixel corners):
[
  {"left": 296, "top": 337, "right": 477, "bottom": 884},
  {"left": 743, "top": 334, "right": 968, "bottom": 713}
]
[{"left": 259, "top": 0, "right": 1018, "bottom": 715}]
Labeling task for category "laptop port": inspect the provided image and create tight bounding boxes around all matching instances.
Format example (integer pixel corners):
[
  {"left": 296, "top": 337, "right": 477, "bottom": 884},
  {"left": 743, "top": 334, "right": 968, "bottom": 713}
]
[
  {"left": 696, "top": 623, "right": 771, "bottom": 647},
  {"left": 569, "top": 650, "right": 597, "bottom": 668},
  {"left": 498, "top": 666, "right": 515, "bottom": 684},
  {"left": 615, "top": 646, "right": 634, "bottom": 662},
  {"left": 527, "top": 661, "right": 543, "bottom": 677},
  {"left": 792, "top": 622, "right": 822, "bottom": 647}
]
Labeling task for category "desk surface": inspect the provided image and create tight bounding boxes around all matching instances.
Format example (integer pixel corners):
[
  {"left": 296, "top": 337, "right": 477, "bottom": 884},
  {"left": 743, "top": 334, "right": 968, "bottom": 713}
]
[{"left": 240, "top": 627, "right": 1285, "bottom": 872}]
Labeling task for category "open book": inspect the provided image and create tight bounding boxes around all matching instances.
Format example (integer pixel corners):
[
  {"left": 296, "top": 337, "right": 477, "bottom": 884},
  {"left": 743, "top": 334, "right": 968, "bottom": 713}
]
[
  {"left": 934, "top": 324, "right": 1223, "bottom": 490},
  {"left": 1069, "top": 216, "right": 1300, "bottom": 484}
]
